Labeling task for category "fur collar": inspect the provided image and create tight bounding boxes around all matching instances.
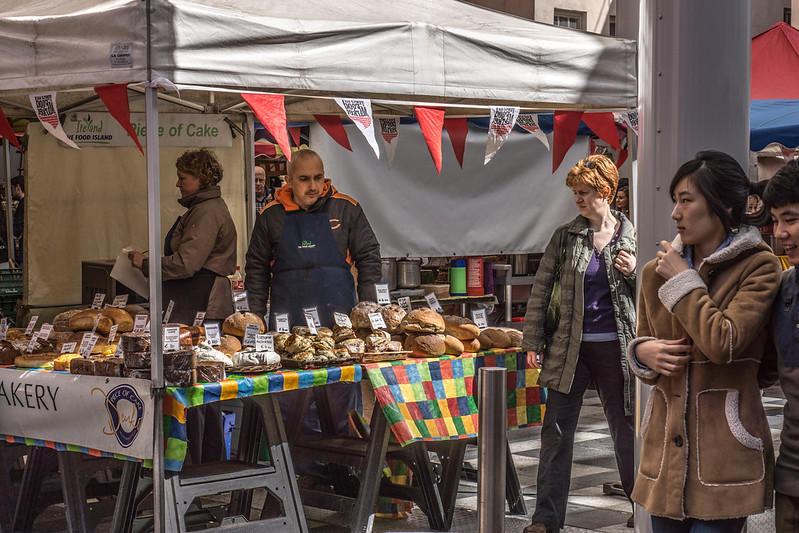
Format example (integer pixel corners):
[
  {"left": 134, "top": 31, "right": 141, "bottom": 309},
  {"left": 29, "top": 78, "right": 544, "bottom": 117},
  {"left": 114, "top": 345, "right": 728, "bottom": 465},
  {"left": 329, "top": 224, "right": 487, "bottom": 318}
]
[{"left": 669, "top": 225, "right": 765, "bottom": 267}]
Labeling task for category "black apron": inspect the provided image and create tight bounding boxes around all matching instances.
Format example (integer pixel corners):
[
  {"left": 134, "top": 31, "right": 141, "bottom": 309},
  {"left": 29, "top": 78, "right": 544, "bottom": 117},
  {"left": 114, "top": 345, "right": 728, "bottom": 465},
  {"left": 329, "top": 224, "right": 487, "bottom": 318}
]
[{"left": 269, "top": 208, "right": 356, "bottom": 329}]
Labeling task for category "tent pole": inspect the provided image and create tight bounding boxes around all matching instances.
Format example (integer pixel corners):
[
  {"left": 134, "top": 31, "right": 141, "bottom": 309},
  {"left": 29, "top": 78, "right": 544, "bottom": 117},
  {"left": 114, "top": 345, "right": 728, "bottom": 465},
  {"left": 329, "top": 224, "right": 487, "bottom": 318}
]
[
  {"left": 245, "top": 114, "right": 255, "bottom": 237},
  {"left": 145, "top": 86, "right": 166, "bottom": 533},
  {"left": 3, "top": 141, "right": 12, "bottom": 269}
]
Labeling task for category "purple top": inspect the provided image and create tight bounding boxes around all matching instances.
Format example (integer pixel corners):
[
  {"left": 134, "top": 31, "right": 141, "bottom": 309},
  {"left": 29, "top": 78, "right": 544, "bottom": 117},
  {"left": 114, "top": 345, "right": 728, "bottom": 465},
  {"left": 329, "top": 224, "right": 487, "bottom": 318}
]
[{"left": 583, "top": 234, "right": 618, "bottom": 337}]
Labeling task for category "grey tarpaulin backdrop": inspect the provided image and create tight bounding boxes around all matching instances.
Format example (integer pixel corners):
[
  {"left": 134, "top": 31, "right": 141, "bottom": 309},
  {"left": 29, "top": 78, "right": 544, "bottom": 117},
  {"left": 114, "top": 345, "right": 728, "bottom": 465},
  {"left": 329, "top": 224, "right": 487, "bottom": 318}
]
[{"left": 313, "top": 122, "right": 585, "bottom": 258}]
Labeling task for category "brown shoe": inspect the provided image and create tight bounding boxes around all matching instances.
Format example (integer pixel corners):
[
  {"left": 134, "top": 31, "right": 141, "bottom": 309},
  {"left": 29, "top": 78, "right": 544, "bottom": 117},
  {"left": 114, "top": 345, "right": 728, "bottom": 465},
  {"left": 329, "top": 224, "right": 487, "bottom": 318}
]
[
  {"left": 522, "top": 524, "right": 548, "bottom": 533},
  {"left": 626, "top": 513, "right": 635, "bottom": 528}
]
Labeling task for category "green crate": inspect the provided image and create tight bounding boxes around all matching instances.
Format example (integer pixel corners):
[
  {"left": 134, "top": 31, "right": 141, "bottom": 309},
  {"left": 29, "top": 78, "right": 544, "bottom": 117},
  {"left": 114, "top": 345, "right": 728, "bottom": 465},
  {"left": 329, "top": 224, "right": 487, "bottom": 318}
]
[{"left": 0, "top": 268, "right": 22, "bottom": 297}]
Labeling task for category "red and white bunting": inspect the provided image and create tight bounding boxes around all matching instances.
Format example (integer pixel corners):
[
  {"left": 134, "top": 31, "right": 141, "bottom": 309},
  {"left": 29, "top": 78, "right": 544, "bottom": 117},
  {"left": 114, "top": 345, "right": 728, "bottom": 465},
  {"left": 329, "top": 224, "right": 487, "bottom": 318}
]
[
  {"left": 378, "top": 117, "right": 400, "bottom": 168},
  {"left": 29, "top": 92, "right": 79, "bottom": 149},
  {"left": 620, "top": 110, "right": 639, "bottom": 137},
  {"left": 485, "top": 106, "right": 519, "bottom": 165},
  {"left": 516, "top": 114, "right": 550, "bottom": 150},
  {"left": 334, "top": 98, "right": 380, "bottom": 158}
]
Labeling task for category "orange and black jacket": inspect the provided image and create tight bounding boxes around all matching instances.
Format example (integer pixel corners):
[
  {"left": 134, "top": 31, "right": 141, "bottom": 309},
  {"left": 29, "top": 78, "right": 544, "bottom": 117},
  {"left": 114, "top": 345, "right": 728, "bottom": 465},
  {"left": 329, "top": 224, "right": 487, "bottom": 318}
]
[{"left": 244, "top": 179, "right": 381, "bottom": 318}]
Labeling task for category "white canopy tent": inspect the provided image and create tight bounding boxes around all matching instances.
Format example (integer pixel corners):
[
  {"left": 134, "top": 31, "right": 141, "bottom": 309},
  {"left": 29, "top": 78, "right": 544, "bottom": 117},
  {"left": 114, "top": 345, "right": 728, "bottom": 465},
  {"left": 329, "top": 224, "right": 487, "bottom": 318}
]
[{"left": 0, "top": 1, "right": 637, "bottom": 529}]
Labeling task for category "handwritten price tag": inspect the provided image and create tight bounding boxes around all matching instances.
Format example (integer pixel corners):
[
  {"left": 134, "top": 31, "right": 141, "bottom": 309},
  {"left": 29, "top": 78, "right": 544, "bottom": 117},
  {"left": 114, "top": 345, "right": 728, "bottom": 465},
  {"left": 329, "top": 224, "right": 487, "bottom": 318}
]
[
  {"left": 256, "top": 334, "right": 274, "bottom": 352},
  {"left": 133, "top": 314, "right": 148, "bottom": 332},
  {"left": 397, "top": 296, "right": 412, "bottom": 313},
  {"left": 39, "top": 324, "right": 53, "bottom": 340},
  {"left": 91, "top": 292, "right": 106, "bottom": 309},
  {"left": 193, "top": 312, "right": 206, "bottom": 327},
  {"left": 243, "top": 323, "right": 260, "bottom": 346},
  {"left": 163, "top": 326, "right": 181, "bottom": 352},
  {"left": 61, "top": 342, "right": 77, "bottom": 354},
  {"left": 163, "top": 300, "right": 175, "bottom": 323},
  {"left": 25, "top": 315, "right": 39, "bottom": 336},
  {"left": 205, "top": 323, "right": 221, "bottom": 345},
  {"left": 304, "top": 313, "right": 318, "bottom": 335},
  {"left": 375, "top": 283, "right": 391, "bottom": 305},
  {"left": 425, "top": 293, "right": 444, "bottom": 313},
  {"left": 368, "top": 312, "right": 387, "bottom": 330},
  {"left": 112, "top": 294, "right": 129, "bottom": 308},
  {"left": 471, "top": 309, "right": 488, "bottom": 329},
  {"left": 334, "top": 312, "right": 352, "bottom": 328},
  {"left": 302, "top": 307, "right": 321, "bottom": 327},
  {"left": 275, "top": 314, "right": 290, "bottom": 333},
  {"left": 234, "top": 291, "right": 250, "bottom": 312},
  {"left": 107, "top": 324, "right": 119, "bottom": 344}
]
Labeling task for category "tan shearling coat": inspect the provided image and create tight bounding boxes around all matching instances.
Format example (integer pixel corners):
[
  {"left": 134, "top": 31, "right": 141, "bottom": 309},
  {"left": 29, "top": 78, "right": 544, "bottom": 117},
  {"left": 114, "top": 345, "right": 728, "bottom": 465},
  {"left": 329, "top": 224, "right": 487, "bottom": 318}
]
[{"left": 627, "top": 225, "right": 781, "bottom": 520}]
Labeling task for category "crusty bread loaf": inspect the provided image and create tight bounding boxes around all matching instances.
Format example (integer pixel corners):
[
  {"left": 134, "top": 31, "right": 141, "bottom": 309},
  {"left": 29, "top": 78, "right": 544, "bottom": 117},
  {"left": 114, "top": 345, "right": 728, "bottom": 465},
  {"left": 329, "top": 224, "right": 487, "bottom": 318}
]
[
  {"left": 217, "top": 335, "right": 242, "bottom": 357},
  {"left": 6, "top": 328, "right": 28, "bottom": 341},
  {"left": 409, "top": 334, "right": 446, "bottom": 357},
  {"left": 0, "top": 340, "right": 20, "bottom": 365},
  {"left": 101, "top": 307, "right": 134, "bottom": 332},
  {"left": 381, "top": 304, "right": 406, "bottom": 334},
  {"left": 400, "top": 308, "right": 445, "bottom": 334},
  {"left": 222, "top": 312, "right": 265, "bottom": 337},
  {"left": 496, "top": 327, "right": 523, "bottom": 346},
  {"left": 53, "top": 309, "right": 84, "bottom": 332},
  {"left": 349, "top": 301, "right": 381, "bottom": 329},
  {"left": 69, "top": 310, "right": 114, "bottom": 335},
  {"left": 478, "top": 328, "right": 512, "bottom": 350},
  {"left": 461, "top": 338, "right": 481, "bottom": 353},
  {"left": 442, "top": 335, "right": 465, "bottom": 355},
  {"left": 60, "top": 332, "right": 108, "bottom": 354},
  {"left": 442, "top": 315, "right": 480, "bottom": 340}
]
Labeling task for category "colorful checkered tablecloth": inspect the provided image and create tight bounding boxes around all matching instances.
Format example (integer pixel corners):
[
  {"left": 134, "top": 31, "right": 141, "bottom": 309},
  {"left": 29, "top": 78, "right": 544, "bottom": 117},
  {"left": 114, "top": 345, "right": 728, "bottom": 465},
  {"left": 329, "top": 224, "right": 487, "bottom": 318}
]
[{"left": 362, "top": 349, "right": 546, "bottom": 447}]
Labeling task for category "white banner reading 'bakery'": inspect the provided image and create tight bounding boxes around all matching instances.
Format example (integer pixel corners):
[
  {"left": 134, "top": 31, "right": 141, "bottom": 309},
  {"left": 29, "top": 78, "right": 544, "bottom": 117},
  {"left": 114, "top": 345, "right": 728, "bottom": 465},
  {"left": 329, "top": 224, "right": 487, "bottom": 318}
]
[
  {"left": 61, "top": 112, "right": 232, "bottom": 148},
  {"left": 0, "top": 369, "right": 154, "bottom": 459}
]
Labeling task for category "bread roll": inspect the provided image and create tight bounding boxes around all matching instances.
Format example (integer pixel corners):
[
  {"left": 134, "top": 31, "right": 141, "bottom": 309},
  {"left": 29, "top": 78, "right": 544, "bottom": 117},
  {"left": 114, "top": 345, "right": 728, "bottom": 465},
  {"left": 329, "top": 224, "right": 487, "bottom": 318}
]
[
  {"left": 380, "top": 304, "right": 407, "bottom": 334},
  {"left": 336, "top": 338, "right": 365, "bottom": 355},
  {"left": 478, "top": 328, "right": 512, "bottom": 350},
  {"left": 53, "top": 309, "right": 84, "bottom": 332},
  {"left": 101, "top": 307, "right": 134, "bottom": 332},
  {"left": 332, "top": 325, "right": 356, "bottom": 342},
  {"left": 461, "top": 338, "right": 481, "bottom": 353},
  {"left": 5, "top": 328, "right": 28, "bottom": 341},
  {"left": 349, "top": 301, "right": 381, "bottom": 329},
  {"left": 496, "top": 327, "right": 523, "bottom": 346},
  {"left": 0, "top": 340, "right": 21, "bottom": 365},
  {"left": 217, "top": 335, "right": 242, "bottom": 357},
  {"left": 400, "top": 308, "right": 445, "bottom": 334},
  {"left": 410, "top": 334, "right": 446, "bottom": 357},
  {"left": 222, "top": 312, "right": 265, "bottom": 337},
  {"left": 442, "top": 315, "right": 480, "bottom": 340},
  {"left": 442, "top": 335, "right": 465, "bottom": 355},
  {"left": 69, "top": 310, "right": 114, "bottom": 335}
]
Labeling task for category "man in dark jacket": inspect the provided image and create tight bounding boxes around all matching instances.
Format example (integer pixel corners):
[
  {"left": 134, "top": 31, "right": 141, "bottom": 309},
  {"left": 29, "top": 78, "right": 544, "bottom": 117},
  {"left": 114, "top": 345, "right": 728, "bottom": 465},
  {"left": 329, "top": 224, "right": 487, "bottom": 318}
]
[
  {"left": 245, "top": 148, "right": 381, "bottom": 327},
  {"left": 244, "top": 148, "right": 381, "bottom": 484}
]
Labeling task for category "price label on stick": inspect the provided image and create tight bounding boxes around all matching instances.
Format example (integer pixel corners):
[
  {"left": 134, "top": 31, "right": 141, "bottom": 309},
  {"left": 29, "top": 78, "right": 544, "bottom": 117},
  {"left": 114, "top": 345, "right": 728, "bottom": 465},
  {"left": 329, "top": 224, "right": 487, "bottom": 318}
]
[
  {"left": 375, "top": 283, "right": 391, "bottom": 305},
  {"left": 302, "top": 307, "right": 321, "bottom": 327},
  {"left": 275, "top": 314, "right": 290, "bottom": 334},
  {"left": 61, "top": 342, "right": 77, "bottom": 354},
  {"left": 163, "top": 300, "right": 175, "bottom": 324},
  {"left": 425, "top": 293, "right": 444, "bottom": 313},
  {"left": 193, "top": 312, "right": 206, "bottom": 327},
  {"left": 107, "top": 324, "right": 119, "bottom": 344},
  {"left": 256, "top": 334, "right": 274, "bottom": 352},
  {"left": 112, "top": 294, "right": 129, "bottom": 308},
  {"left": 91, "top": 292, "right": 106, "bottom": 309},
  {"left": 163, "top": 326, "right": 181, "bottom": 352},
  {"left": 25, "top": 316, "right": 39, "bottom": 336},
  {"left": 471, "top": 309, "right": 488, "bottom": 329},
  {"left": 91, "top": 313, "right": 102, "bottom": 335},
  {"left": 26, "top": 332, "right": 40, "bottom": 353},
  {"left": 79, "top": 332, "right": 97, "bottom": 357},
  {"left": 368, "top": 312, "right": 387, "bottom": 330},
  {"left": 243, "top": 323, "right": 260, "bottom": 347},
  {"left": 304, "top": 313, "right": 318, "bottom": 335},
  {"left": 133, "top": 314, "right": 148, "bottom": 332},
  {"left": 205, "top": 323, "right": 221, "bottom": 345},
  {"left": 39, "top": 324, "right": 53, "bottom": 340},
  {"left": 397, "top": 296, "right": 412, "bottom": 313},
  {"left": 234, "top": 291, "right": 250, "bottom": 312},
  {"left": 333, "top": 312, "right": 352, "bottom": 328}
]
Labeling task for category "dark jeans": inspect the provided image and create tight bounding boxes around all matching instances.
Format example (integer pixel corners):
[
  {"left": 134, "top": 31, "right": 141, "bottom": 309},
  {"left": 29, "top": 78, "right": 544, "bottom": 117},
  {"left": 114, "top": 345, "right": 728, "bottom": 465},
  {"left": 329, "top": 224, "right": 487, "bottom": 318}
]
[
  {"left": 650, "top": 515, "right": 746, "bottom": 533},
  {"left": 776, "top": 491, "right": 799, "bottom": 533},
  {"left": 531, "top": 340, "right": 635, "bottom": 529}
]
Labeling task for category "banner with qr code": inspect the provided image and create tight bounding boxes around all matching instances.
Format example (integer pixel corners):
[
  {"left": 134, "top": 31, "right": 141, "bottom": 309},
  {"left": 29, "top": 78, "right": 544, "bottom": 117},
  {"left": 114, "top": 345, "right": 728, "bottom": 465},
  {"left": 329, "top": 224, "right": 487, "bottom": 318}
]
[{"left": 29, "top": 92, "right": 79, "bottom": 149}]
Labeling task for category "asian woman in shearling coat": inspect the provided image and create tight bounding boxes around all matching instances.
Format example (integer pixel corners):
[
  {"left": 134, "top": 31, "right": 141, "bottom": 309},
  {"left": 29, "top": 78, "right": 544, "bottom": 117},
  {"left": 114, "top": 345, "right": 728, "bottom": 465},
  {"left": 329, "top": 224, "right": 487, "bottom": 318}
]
[{"left": 628, "top": 151, "right": 781, "bottom": 532}]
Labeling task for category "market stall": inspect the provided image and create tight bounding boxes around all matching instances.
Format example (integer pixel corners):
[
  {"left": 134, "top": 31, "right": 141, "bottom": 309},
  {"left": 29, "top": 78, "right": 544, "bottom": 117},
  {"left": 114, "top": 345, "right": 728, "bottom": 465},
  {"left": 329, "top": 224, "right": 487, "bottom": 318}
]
[{"left": 0, "top": 0, "right": 637, "bottom": 530}]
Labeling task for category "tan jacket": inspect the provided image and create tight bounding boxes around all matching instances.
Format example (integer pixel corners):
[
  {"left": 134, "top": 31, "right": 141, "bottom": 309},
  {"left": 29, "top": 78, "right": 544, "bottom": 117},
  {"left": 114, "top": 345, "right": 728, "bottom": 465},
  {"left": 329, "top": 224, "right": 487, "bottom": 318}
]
[
  {"left": 162, "top": 186, "right": 237, "bottom": 319},
  {"left": 627, "top": 226, "right": 781, "bottom": 520}
]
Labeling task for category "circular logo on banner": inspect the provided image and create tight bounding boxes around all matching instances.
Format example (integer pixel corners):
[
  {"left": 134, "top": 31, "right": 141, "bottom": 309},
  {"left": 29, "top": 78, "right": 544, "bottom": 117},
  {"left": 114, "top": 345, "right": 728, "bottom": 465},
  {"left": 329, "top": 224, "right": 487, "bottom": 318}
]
[{"left": 92, "top": 384, "right": 145, "bottom": 448}]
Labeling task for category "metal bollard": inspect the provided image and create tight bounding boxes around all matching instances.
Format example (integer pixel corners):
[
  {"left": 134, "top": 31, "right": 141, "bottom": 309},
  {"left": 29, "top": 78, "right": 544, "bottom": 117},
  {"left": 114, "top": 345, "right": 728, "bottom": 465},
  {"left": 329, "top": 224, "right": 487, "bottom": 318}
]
[{"left": 478, "top": 367, "right": 507, "bottom": 533}]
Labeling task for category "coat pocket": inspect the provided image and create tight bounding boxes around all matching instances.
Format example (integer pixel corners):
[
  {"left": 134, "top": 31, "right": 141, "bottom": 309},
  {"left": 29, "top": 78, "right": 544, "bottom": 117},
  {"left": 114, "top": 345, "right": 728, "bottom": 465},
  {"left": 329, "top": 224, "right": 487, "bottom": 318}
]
[
  {"left": 639, "top": 387, "right": 667, "bottom": 481},
  {"left": 696, "top": 389, "right": 765, "bottom": 486}
]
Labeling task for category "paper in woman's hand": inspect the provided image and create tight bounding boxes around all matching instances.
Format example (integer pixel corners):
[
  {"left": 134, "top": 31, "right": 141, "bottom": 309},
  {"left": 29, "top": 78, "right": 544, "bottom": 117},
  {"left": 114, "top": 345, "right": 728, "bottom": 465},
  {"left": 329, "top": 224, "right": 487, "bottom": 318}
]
[{"left": 110, "top": 246, "right": 150, "bottom": 299}]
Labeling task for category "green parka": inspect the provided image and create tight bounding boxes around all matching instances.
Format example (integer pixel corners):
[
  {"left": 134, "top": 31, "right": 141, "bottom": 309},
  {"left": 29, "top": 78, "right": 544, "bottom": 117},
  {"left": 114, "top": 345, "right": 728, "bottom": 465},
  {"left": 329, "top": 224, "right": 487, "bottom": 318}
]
[{"left": 522, "top": 212, "right": 637, "bottom": 415}]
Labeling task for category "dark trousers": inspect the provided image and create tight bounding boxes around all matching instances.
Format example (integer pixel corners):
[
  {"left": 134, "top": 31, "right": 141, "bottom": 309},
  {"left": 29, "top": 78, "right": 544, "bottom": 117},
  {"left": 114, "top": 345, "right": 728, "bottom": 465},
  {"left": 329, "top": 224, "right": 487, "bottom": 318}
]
[
  {"left": 776, "top": 491, "right": 799, "bottom": 533},
  {"left": 650, "top": 515, "right": 746, "bottom": 533},
  {"left": 532, "top": 340, "right": 635, "bottom": 529}
]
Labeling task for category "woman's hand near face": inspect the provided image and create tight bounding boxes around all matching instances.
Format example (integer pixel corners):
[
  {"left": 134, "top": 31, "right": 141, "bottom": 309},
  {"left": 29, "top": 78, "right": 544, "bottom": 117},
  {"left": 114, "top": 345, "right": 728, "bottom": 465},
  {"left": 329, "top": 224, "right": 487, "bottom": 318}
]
[
  {"left": 655, "top": 241, "right": 689, "bottom": 280},
  {"left": 614, "top": 250, "right": 636, "bottom": 276},
  {"left": 635, "top": 338, "right": 693, "bottom": 376},
  {"left": 128, "top": 251, "right": 146, "bottom": 270},
  {"left": 526, "top": 351, "right": 543, "bottom": 369}
]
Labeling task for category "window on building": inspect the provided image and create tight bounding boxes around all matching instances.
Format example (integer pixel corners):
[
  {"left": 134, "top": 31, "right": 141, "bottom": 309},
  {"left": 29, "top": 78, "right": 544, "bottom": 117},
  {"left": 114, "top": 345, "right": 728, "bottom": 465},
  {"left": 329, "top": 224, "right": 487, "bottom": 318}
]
[
  {"left": 609, "top": 15, "right": 616, "bottom": 36},
  {"left": 785, "top": 8, "right": 791, "bottom": 25},
  {"left": 554, "top": 9, "right": 586, "bottom": 30}
]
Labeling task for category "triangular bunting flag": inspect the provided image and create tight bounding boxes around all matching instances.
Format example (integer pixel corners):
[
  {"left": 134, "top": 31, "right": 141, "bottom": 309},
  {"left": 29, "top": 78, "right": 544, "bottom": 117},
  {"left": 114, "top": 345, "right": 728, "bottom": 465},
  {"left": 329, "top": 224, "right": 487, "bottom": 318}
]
[
  {"left": 288, "top": 126, "right": 301, "bottom": 147},
  {"left": 515, "top": 114, "right": 550, "bottom": 150},
  {"left": 313, "top": 115, "right": 352, "bottom": 151},
  {"left": 621, "top": 110, "right": 639, "bottom": 136},
  {"left": 414, "top": 107, "right": 446, "bottom": 173},
  {"left": 378, "top": 117, "right": 400, "bottom": 168},
  {"left": 616, "top": 149, "right": 628, "bottom": 168},
  {"left": 29, "top": 92, "right": 80, "bottom": 149},
  {"left": 0, "top": 106, "right": 23, "bottom": 152},
  {"left": 485, "top": 106, "right": 520, "bottom": 165},
  {"left": 334, "top": 98, "right": 380, "bottom": 158},
  {"left": 443, "top": 118, "right": 468, "bottom": 168},
  {"left": 582, "top": 112, "right": 621, "bottom": 149},
  {"left": 93, "top": 83, "right": 144, "bottom": 154},
  {"left": 552, "top": 111, "right": 583, "bottom": 172},
  {"left": 241, "top": 93, "right": 292, "bottom": 160}
]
